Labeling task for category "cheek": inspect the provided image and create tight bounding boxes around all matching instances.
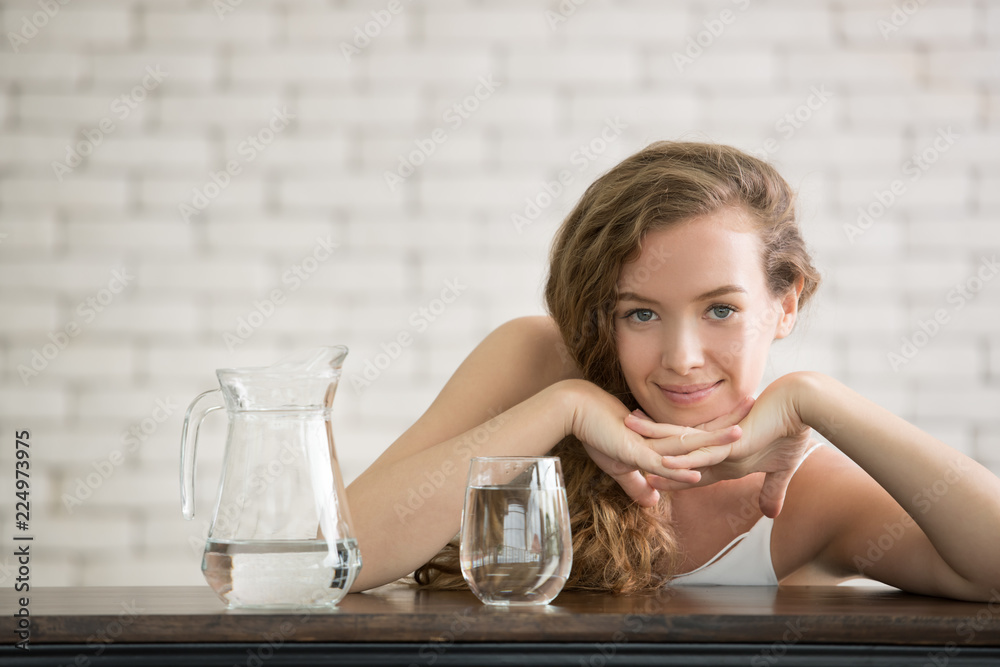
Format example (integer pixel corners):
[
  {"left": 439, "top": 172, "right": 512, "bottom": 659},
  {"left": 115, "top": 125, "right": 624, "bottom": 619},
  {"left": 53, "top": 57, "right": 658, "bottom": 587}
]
[
  {"left": 615, "top": 329, "right": 656, "bottom": 376},
  {"left": 721, "top": 322, "right": 772, "bottom": 373},
  {"left": 709, "top": 323, "right": 766, "bottom": 369}
]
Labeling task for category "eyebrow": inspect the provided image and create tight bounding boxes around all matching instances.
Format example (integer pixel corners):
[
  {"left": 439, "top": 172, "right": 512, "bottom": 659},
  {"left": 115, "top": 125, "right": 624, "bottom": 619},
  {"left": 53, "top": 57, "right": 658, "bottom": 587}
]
[{"left": 618, "top": 284, "right": 749, "bottom": 304}]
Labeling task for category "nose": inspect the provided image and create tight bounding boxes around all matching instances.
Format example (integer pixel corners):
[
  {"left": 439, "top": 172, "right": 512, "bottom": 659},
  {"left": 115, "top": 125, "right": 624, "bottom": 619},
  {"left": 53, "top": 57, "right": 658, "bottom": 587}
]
[{"left": 661, "top": 320, "right": 704, "bottom": 375}]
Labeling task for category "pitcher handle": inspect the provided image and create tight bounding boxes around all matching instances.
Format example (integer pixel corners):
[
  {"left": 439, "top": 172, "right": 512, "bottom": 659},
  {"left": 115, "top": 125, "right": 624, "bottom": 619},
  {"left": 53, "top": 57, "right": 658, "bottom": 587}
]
[{"left": 180, "top": 389, "right": 225, "bottom": 520}]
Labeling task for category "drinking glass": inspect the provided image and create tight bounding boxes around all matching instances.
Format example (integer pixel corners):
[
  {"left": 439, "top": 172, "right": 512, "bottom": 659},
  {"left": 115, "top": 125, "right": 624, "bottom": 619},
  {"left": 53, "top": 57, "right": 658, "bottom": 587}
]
[{"left": 459, "top": 456, "right": 573, "bottom": 606}]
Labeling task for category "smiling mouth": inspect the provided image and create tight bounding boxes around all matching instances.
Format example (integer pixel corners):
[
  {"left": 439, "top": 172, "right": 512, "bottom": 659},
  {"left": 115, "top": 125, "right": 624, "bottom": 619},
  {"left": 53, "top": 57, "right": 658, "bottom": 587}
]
[
  {"left": 660, "top": 380, "right": 721, "bottom": 394},
  {"left": 657, "top": 380, "right": 723, "bottom": 404}
]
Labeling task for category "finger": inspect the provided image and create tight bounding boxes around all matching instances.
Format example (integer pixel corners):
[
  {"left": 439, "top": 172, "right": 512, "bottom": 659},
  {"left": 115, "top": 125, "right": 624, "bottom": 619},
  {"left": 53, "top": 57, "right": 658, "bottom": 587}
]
[
  {"left": 614, "top": 470, "right": 661, "bottom": 508},
  {"left": 659, "top": 440, "right": 737, "bottom": 471},
  {"left": 594, "top": 434, "right": 701, "bottom": 486},
  {"left": 624, "top": 413, "right": 689, "bottom": 439},
  {"left": 631, "top": 447, "right": 701, "bottom": 484},
  {"left": 652, "top": 425, "right": 741, "bottom": 458},
  {"left": 614, "top": 436, "right": 704, "bottom": 485},
  {"left": 695, "top": 395, "right": 755, "bottom": 431},
  {"left": 646, "top": 472, "right": 699, "bottom": 493},
  {"left": 649, "top": 464, "right": 734, "bottom": 491},
  {"left": 630, "top": 408, "right": 652, "bottom": 421},
  {"left": 758, "top": 468, "right": 794, "bottom": 518}
]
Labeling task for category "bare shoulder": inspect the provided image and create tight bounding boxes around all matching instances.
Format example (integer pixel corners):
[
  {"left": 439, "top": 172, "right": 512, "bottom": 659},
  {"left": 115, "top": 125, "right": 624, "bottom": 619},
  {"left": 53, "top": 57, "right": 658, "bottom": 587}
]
[
  {"left": 360, "top": 315, "right": 580, "bottom": 471},
  {"left": 770, "top": 443, "right": 878, "bottom": 582},
  {"left": 773, "top": 442, "right": 986, "bottom": 597},
  {"left": 420, "top": 314, "right": 579, "bottom": 421},
  {"left": 486, "top": 315, "right": 582, "bottom": 384}
]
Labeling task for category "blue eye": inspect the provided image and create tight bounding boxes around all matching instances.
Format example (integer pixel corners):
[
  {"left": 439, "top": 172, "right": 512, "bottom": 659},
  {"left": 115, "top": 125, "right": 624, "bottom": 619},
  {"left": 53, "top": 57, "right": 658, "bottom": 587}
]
[
  {"left": 708, "top": 305, "right": 736, "bottom": 320},
  {"left": 625, "top": 308, "right": 656, "bottom": 323}
]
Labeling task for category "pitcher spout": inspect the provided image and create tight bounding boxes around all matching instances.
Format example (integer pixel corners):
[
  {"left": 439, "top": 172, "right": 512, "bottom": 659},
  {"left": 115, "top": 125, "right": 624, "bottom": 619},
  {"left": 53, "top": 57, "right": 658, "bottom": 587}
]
[
  {"left": 266, "top": 346, "right": 349, "bottom": 375},
  {"left": 217, "top": 345, "right": 349, "bottom": 412}
]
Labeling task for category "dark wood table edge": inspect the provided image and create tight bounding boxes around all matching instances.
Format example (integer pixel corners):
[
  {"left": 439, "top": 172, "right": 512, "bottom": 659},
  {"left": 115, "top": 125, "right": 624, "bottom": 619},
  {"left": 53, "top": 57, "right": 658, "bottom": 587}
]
[
  {"left": 4, "top": 641, "right": 1000, "bottom": 667},
  {"left": 16, "top": 609, "right": 1000, "bottom": 645}
]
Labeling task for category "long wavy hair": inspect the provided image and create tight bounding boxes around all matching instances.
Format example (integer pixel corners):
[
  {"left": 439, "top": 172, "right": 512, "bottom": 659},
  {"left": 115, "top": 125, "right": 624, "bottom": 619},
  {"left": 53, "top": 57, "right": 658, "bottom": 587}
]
[{"left": 414, "top": 141, "right": 822, "bottom": 593}]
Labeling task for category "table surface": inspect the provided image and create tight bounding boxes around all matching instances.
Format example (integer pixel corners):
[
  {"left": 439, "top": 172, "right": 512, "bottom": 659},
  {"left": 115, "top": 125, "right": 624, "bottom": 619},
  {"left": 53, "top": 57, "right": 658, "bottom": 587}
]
[{"left": 4, "top": 583, "right": 1000, "bottom": 646}]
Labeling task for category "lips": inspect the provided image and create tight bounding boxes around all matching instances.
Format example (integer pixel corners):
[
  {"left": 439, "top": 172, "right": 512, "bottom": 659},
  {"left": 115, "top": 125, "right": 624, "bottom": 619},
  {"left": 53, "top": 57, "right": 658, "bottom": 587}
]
[
  {"left": 657, "top": 380, "right": 723, "bottom": 406},
  {"left": 659, "top": 381, "right": 720, "bottom": 394}
]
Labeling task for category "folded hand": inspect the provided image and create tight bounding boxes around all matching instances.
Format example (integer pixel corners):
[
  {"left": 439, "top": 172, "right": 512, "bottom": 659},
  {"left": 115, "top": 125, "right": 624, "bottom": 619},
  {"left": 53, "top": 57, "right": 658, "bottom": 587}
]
[{"left": 624, "top": 374, "right": 813, "bottom": 517}]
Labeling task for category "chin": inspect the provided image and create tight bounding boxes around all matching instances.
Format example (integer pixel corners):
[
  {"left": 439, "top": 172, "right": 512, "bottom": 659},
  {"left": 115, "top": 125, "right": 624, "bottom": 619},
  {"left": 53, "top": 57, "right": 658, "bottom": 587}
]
[
  {"left": 646, "top": 405, "right": 707, "bottom": 428},
  {"left": 651, "top": 396, "right": 738, "bottom": 429}
]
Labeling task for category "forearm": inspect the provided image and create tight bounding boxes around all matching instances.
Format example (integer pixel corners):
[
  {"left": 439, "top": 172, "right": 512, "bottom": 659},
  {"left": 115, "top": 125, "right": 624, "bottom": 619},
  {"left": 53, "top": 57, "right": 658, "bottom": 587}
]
[
  {"left": 346, "top": 380, "right": 575, "bottom": 592},
  {"left": 798, "top": 371, "right": 1000, "bottom": 589}
]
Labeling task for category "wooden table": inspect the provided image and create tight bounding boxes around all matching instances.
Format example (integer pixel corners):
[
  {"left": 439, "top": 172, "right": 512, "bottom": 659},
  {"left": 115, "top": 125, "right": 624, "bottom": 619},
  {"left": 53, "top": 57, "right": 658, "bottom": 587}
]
[{"left": 3, "top": 583, "right": 1000, "bottom": 666}]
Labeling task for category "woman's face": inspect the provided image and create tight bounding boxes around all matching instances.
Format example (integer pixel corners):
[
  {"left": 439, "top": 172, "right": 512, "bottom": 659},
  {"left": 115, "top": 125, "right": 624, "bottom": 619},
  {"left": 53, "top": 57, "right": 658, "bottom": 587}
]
[{"left": 614, "top": 208, "right": 800, "bottom": 428}]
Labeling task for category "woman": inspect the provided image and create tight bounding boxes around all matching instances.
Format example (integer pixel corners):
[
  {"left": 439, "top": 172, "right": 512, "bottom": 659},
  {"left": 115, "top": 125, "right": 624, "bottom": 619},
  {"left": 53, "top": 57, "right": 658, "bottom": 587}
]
[{"left": 346, "top": 141, "right": 1000, "bottom": 601}]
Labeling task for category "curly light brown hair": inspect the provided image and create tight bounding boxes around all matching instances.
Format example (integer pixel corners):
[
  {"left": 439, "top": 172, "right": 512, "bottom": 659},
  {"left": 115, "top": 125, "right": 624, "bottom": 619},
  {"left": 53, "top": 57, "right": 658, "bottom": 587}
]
[{"left": 414, "top": 140, "right": 822, "bottom": 594}]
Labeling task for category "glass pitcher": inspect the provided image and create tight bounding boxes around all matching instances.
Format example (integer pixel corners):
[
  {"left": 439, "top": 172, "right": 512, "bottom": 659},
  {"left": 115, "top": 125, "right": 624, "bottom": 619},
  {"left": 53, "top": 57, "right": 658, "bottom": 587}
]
[{"left": 180, "top": 346, "right": 362, "bottom": 609}]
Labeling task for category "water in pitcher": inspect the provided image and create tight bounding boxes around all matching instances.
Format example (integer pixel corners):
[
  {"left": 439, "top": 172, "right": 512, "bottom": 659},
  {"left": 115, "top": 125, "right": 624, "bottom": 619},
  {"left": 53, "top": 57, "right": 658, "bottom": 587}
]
[
  {"left": 181, "top": 346, "right": 363, "bottom": 609},
  {"left": 203, "top": 538, "right": 361, "bottom": 609},
  {"left": 460, "top": 485, "right": 572, "bottom": 606}
]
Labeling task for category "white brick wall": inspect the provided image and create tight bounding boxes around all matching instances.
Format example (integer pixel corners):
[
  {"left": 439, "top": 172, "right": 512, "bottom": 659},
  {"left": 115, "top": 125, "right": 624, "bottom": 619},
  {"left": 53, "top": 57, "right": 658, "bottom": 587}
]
[{"left": 1, "top": 0, "right": 998, "bottom": 588}]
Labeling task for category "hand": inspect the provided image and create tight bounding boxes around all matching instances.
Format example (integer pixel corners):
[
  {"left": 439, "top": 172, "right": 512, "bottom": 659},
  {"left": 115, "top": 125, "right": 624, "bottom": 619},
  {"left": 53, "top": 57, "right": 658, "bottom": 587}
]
[
  {"left": 625, "top": 374, "right": 813, "bottom": 518},
  {"left": 564, "top": 380, "right": 742, "bottom": 508},
  {"left": 621, "top": 393, "right": 754, "bottom": 496}
]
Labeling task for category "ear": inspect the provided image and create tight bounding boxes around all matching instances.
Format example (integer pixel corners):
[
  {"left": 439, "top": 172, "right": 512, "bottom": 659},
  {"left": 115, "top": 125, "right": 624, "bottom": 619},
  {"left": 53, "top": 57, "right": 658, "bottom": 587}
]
[{"left": 774, "top": 275, "right": 804, "bottom": 340}]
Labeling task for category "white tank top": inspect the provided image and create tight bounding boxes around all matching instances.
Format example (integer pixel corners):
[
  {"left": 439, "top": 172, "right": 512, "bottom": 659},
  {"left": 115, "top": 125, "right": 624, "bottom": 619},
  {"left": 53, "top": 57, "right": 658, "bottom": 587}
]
[{"left": 669, "top": 443, "right": 826, "bottom": 586}]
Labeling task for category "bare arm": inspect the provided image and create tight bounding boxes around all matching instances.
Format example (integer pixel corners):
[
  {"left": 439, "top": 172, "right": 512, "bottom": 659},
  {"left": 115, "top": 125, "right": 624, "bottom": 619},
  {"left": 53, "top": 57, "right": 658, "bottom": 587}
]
[
  {"left": 346, "top": 317, "right": 738, "bottom": 592},
  {"left": 796, "top": 372, "right": 1000, "bottom": 599},
  {"left": 642, "top": 370, "right": 1000, "bottom": 600},
  {"left": 346, "top": 316, "right": 573, "bottom": 591},
  {"left": 347, "top": 380, "right": 572, "bottom": 592}
]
